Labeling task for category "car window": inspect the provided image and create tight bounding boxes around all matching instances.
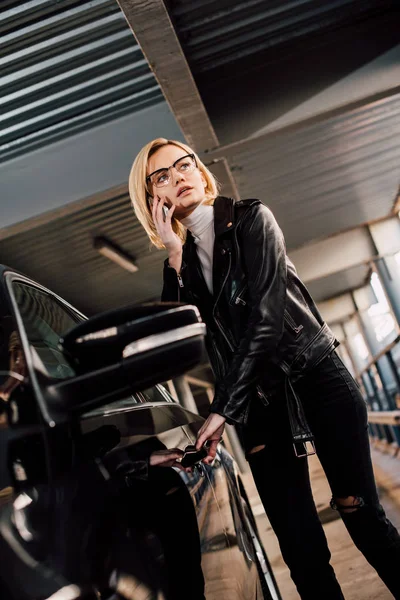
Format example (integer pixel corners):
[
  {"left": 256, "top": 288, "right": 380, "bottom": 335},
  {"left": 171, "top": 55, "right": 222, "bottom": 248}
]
[
  {"left": 83, "top": 384, "right": 174, "bottom": 417},
  {"left": 136, "top": 385, "right": 174, "bottom": 404},
  {"left": 12, "top": 282, "right": 82, "bottom": 379}
]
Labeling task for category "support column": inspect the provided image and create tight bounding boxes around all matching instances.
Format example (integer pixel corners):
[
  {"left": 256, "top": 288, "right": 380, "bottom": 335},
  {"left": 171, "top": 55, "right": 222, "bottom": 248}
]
[
  {"left": 354, "top": 296, "right": 397, "bottom": 418},
  {"left": 339, "top": 323, "right": 359, "bottom": 377},
  {"left": 370, "top": 259, "right": 400, "bottom": 330},
  {"left": 173, "top": 376, "right": 198, "bottom": 414},
  {"left": 368, "top": 219, "right": 400, "bottom": 326},
  {"left": 374, "top": 257, "right": 400, "bottom": 326},
  {"left": 352, "top": 283, "right": 398, "bottom": 400}
]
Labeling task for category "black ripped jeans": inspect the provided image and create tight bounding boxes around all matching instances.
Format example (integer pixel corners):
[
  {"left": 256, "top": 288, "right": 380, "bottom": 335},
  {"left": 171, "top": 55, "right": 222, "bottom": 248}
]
[{"left": 242, "top": 351, "right": 400, "bottom": 599}]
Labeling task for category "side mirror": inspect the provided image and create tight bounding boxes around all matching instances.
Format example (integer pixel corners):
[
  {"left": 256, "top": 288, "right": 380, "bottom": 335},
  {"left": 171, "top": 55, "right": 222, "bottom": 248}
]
[{"left": 43, "top": 303, "right": 206, "bottom": 415}]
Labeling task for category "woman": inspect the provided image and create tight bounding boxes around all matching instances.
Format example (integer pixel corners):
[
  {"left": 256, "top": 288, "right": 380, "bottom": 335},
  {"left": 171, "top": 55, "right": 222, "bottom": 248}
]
[{"left": 129, "top": 138, "right": 400, "bottom": 599}]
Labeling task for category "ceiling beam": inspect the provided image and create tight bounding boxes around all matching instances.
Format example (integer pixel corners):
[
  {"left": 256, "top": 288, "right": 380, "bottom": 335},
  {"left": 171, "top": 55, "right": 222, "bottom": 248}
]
[
  {"left": 205, "top": 85, "right": 400, "bottom": 159},
  {"left": 369, "top": 217, "right": 400, "bottom": 255},
  {"left": 290, "top": 215, "right": 400, "bottom": 289},
  {"left": 204, "top": 42, "right": 400, "bottom": 158},
  {"left": 290, "top": 227, "right": 376, "bottom": 284},
  {"left": 318, "top": 294, "right": 355, "bottom": 325},
  {"left": 116, "top": 0, "right": 239, "bottom": 198}
]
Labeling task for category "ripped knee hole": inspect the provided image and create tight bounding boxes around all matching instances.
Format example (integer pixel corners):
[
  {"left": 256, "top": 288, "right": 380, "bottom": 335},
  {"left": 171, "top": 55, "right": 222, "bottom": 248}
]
[
  {"left": 248, "top": 444, "right": 266, "bottom": 455},
  {"left": 330, "top": 495, "right": 365, "bottom": 513}
]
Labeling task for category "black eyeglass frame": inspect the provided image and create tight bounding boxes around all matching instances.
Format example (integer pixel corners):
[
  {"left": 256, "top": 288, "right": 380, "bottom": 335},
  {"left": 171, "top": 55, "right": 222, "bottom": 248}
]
[{"left": 146, "top": 154, "right": 197, "bottom": 187}]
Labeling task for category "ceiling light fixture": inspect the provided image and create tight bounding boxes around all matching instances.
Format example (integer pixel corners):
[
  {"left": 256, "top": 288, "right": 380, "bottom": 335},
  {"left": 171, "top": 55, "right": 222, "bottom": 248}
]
[{"left": 93, "top": 236, "right": 138, "bottom": 273}]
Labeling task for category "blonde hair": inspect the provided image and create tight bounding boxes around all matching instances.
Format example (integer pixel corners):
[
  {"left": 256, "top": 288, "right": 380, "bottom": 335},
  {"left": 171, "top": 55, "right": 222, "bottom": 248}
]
[{"left": 129, "top": 138, "right": 219, "bottom": 249}]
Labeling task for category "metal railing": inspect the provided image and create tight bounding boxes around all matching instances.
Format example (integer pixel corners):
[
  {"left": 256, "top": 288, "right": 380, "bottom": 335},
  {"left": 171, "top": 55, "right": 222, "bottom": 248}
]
[{"left": 357, "top": 334, "right": 400, "bottom": 453}]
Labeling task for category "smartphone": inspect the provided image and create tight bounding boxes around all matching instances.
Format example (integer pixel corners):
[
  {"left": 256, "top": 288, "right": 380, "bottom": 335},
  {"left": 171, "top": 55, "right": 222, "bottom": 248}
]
[
  {"left": 149, "top": 198, "right": 169, "bottom": 222},
  {"left": 180, "top": 444, "right": 209, "bottom": 468}
]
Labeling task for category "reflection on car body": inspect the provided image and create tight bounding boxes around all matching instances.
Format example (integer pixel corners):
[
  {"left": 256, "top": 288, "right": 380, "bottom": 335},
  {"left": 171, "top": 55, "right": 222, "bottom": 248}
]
[{"left": 0, "top": 265, "right": 281, "bottom": 600}]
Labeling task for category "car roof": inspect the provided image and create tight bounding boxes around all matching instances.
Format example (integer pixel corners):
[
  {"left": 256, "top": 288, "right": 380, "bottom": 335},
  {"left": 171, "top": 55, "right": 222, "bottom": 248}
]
[{"left": 0, "top": 264, "right": 25, "bottom": 278}]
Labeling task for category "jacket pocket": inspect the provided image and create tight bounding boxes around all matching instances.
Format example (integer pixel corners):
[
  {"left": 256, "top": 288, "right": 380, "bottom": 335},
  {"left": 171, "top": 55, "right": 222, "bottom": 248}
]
[
  {"left": 284, "top": 310, "right": 304, "bottom": 337},
  {"left": 229, "top": 283, "right": 248, "bottom": 307}
]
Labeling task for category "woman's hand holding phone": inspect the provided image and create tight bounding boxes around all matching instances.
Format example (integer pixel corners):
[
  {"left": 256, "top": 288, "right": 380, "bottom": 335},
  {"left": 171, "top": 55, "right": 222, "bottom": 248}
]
[{"left": 151, "top": 195, "right": 182, "bottom": 273}]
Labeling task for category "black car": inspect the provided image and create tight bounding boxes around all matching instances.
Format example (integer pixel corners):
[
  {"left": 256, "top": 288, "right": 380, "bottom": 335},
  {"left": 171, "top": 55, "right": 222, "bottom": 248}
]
[{"left": 0, "top": 265, "right": 281, "bottom": 600}]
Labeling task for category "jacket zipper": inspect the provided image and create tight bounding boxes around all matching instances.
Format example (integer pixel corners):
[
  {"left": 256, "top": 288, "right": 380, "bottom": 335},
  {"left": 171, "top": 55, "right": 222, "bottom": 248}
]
[
  {"left": 213, "top": 248, "right": 269, "bottom": 407},
  {"left": 177, "top": 272, "right": 184, "bottom": 302},
  {"left": 284, "top": 310, "right": 303, "bottom": 335},
  {"left": 215, "top": 292, "right": 268, "bottom": 406},
  {"left": 230, "top": 282, "right": 248, "bottom": 307},
  {"left": 256, "top": 385, "right": 269, "bottom": 406},
  {"left": 213, "top": 251, "right": 236, "bottom": 353},
  {"left": 235, "top": 296, "right": 246, "bottom": 306}
]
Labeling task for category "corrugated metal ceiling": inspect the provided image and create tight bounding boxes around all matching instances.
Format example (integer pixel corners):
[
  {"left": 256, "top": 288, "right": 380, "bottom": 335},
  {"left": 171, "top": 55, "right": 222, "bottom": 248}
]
[
  {"left": 1, "top": 75, "right": 398, "bottom": 313},
  {"left": 231, "top": 92, "right": 400, "bottom": 249},
  {"left": 0, "top": 190, "right": 164, "bottom": 315},
  {"left": 1, "top": 0, "right": 399, "bottom": 314},
  {"left": 170, "top": 0, "right": 392, "bottom": 74},
  {"left": 0, "top": 0, "right": 163, "bottom": 162}
]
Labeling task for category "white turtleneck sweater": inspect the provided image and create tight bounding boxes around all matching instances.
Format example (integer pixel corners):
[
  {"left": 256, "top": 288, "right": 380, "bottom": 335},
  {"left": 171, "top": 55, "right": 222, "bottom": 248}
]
[{"left": 181, "top": 204, "right": 215, "bottom": 295}]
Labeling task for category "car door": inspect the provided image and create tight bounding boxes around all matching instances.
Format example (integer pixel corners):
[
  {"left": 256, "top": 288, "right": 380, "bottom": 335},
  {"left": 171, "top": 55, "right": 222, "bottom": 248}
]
[
  {"left": 80, "top": 387, "right": 213, "bottom": 598},
  {"left": 0, "top": 272, "right": 77, "bottom": 600},
  {"left": 180, "top": 421, "right": 266, "bottom": 600},
  {"left": 1, "top": 271, "right": 244, "bottom": 599},
  {"left": 80, "top": 390, "right": 264, "bottom": 600},
  {"left": 2, "top": 273, "right": 206, "bottom": 597},
  {"left": 2, "top": 270, "right": 271, "bottom": 600}
]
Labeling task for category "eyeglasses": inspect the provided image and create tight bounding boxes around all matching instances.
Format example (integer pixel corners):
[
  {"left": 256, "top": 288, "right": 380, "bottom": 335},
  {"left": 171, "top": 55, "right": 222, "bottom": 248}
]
[{"left": 146, "top": 154, "right": 197, "bottom": 189}]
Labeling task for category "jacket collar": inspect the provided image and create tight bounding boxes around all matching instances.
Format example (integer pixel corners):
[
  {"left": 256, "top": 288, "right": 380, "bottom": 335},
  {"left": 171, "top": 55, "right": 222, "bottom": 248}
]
[
  {"left": 184, "top": 196, "right": 235, "bottom": 248},
  {"left": 213, "top": 196, "right": 236, "bottom": 237}
]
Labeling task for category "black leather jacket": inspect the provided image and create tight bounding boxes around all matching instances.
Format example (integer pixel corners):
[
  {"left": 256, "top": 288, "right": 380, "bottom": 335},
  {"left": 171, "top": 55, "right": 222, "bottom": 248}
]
[{"left": 162, "top": 196, "right": 338, "bottom": 443}]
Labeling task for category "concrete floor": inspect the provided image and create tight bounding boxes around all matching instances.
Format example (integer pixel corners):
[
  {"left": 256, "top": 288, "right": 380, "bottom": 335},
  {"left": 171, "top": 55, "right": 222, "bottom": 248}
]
[{"left": 243, "top": 446, "right": 400, "bottom": 600}]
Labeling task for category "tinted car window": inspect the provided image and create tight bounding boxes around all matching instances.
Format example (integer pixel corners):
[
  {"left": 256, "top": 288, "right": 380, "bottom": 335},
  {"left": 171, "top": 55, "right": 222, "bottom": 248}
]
[
  {"left": 83, "top": 385, "right": 174, "bottom": 417},
  {"left": 137, "top": 385, "right": 174, "bottom": 403},
  {"left": 12, "top": 282, "right": 81, "bottom": 379}
]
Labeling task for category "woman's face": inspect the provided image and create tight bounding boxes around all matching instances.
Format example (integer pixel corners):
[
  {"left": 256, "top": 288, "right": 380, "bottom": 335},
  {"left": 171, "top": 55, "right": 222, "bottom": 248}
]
[{"left": 147, "top": 144, "right": 207, "bottom": 219}]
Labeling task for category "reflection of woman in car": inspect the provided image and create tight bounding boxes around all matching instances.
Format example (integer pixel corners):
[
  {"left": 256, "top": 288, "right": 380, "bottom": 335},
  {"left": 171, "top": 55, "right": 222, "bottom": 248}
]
[
  {"left": 76, "top": 432, "right": 204, "bottom": 600},
  {"left": 0, "top": 331, "right": 27, "bottom": 403},
  {"left": 111, "top": 438, "right": 205, "bottom": 600},
  {"left": 0, "top": 331, "right": 27, "bottom": 428},
  {"left": 129, "top": 138, "right": 400, "bottom": 599}
]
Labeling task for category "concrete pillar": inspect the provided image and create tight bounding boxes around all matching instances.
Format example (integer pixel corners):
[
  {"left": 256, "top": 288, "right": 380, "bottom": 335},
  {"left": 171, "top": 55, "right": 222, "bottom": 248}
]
[
  {"left": 343, "top": 311, "right": 372, "bottom": 373},
  {"left": 374, "top": 257, "right": 400, "bottom": 326},
  {"left": 338, "top": 324, "right": 359, "bottom": 378},
  {"left": 173, "top": 376, "right": 198, "bottom": 414},
  {"left": 352, "top": 286, "right": 383, "bottom": 355},
  {"left": 351, "top": 290, "right": 395, "bottom": 409},
  {"left": 166, "top": 380, "right": 179, "bottom": 402},
  {"left": 369, "top": 219, "right": 400, "bottom": 326}
]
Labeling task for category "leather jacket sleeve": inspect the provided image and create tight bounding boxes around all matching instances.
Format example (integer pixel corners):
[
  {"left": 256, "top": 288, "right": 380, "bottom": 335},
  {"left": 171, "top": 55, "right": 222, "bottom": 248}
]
[{"left": 210, "top": 203, "right": 287, "bottom": 424}]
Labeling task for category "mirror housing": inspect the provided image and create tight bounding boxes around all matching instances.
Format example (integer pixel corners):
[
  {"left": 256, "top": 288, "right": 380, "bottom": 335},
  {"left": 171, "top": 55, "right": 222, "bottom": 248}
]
[{"left": 43, "top": 303, "right": 206, "bottom": 415}]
